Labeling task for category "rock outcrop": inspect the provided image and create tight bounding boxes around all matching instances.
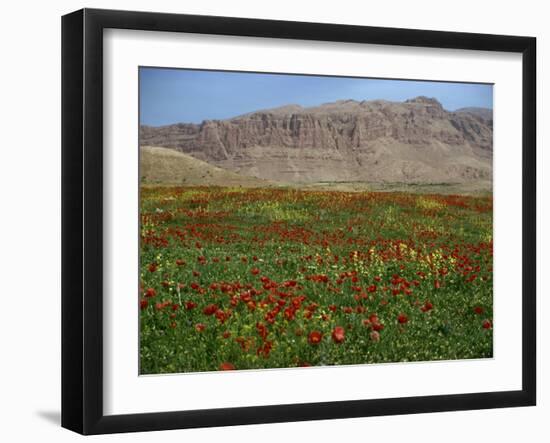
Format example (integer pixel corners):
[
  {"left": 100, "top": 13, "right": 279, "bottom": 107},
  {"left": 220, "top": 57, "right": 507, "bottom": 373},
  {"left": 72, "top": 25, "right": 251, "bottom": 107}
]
[{"left": 140, "top": 96, "right": 493, "bottom": 184}]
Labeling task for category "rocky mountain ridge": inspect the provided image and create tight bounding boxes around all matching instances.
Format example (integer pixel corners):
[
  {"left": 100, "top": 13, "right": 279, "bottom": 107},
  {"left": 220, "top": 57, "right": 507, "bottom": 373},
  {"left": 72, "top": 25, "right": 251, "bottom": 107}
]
[{"left": 140, "top": 96, "right": 493, "bottom": 185}]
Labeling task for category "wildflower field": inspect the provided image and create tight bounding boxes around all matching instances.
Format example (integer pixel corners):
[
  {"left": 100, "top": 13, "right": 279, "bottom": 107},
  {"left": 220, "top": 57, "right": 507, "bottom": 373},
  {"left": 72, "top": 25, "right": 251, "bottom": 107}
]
[{"left": 139, "top": 186, "right": 493, "bottom": 374}]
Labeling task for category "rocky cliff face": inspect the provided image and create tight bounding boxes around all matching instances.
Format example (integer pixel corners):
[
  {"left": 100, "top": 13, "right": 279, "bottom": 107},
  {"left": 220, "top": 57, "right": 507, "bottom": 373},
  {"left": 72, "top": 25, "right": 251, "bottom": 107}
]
[{"left": 140, "top": 96, "right": 493, "bottom": 184}]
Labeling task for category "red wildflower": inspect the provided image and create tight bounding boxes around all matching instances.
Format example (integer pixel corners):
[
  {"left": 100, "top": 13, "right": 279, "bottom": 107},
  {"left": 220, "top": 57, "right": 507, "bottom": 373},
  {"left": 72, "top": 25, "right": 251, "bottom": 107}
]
[
  {"left": 185, "top": 301, "right": 197, "bottom": 310},
  {"left": 308, "top": 331, "right": 323, "bottom": 345},
  {"left": 144, "top": 288, "right": 156, "bottom": 298},
  {"left": 284, "top": 307, "right": 296, "bottom": 321},
  {"left": 256, "top": 340, "right": 273, "bottom": 358},
  {"left": 148, "top": 263, "right": 157, "bottom": 273},
  {"left": 195, "top": 323, "right": 206, "bottom": 332},
  {"left": 139, "top": 299, "right": 148, "bottom": 310},
  {"left": 331, "top": 326, "right": 345, "bottom": 344},
  {"left": 256, "top": 322, "right": 268, "bottom": 341},
  {"left": 474, "top": 306, "right": 484, "bottom": 315},
  {"left": 215, "top": 309, "right": 227, "bottom": 323},
  {"left": 482, "top": 319, "right": 492, "bottom": 329},
  {"left": 203, "top": 304, "right": 218, "bottom": 315},
  {"left": 397, "top": 313, "right": 409, "bottom": 324},
  {"left": 219, "top": 362, "right": 235, "bottom": 371},
  {"left": 251, "top": 267, "right": 260, "bottom": 275},
  {"left": 370, "top": 330, "right": 381, "bottom": 342},
  {"left": 421, "top": 301, "right": 433, "bottom": 312}
]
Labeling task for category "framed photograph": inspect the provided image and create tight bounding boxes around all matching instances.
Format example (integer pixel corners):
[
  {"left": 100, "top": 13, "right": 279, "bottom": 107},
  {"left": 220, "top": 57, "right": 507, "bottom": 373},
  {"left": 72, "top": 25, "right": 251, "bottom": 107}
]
[{"left": 61, "top": 8, "right": 536, "bottom": 435}]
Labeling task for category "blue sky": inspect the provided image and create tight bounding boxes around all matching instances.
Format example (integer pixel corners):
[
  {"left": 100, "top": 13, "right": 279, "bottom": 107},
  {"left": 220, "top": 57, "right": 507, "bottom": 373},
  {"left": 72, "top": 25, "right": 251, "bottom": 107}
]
[{"left": 139, "top": 67, "right": 493, "bottom": 126}]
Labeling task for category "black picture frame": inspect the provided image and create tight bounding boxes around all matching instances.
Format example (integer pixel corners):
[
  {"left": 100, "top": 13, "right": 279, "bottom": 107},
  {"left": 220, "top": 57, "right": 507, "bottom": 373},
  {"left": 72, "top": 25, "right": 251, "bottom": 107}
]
[{"left": 62, "top": 8, "right": 536, "bottom": 435}]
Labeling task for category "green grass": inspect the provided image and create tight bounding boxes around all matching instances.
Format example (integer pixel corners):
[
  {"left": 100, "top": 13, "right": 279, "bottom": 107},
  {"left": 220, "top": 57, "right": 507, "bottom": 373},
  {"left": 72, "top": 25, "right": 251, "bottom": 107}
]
[{"left": 139, "top": 186, "right": 493, "bottom": 374}]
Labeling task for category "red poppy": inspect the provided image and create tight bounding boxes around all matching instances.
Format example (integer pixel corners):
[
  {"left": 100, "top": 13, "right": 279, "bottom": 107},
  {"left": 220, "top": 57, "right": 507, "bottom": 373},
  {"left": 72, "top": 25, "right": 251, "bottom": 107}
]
[
  {"left": 331, "top": 326, "right": 345, "bottom": 344},
  {"left": 308, "top": 331, "right": 323, "bottom": 345},
  {"left": 434, "top": 280, "right": 441, "bottom": 289},
  {"left": 370, "top": 330, "right": 381, "bottom": 342},
  {"left": 144, "top": 288, "right": 156, "bottom": 298},
  {"left": 148, "top": 263, "right": 157, "bottom": 273},
  {"left": 175, "top": 259, "right": 186, "bottom": 266},
  {"left": 256, "top": 322, "right": 268, "bottom": 341},
  {"left": 284, "top": 307, "right": 296, "bottom": 320},
  {"left": 397, "top": 313, "right": 409, "bottom": 324},
  {"left": 169, "top": 321, "right": 177, "bottom": 329},
  {"left": 421, "top": 301, "right": 433, "bottom": 312},
  {"left": 203, "top": 304, "right": 218, "bottom": 315},
  {"left": 473, "top": 306, "right": 484, "bottom": 315},
  {"left": 185, "top": 301, "right": 196, "bottom": 310},
  {"left": 251, "top": 267, "right": 260, "bottom": 275},
  {"left": 482, "top": 319, "right": 492, "bottom": 329},
  {"left": 139, "top": 299, "right": 148, "bottom": 310},
  {"left": 256, "top": 340, "right": 273, "bottom": 358},
  {"left": 195, "top": 323, "right": 206, "bottom": 332},
  {"left": 219, "top": 362, "right": 235, "bottom": 371},
  {"left": 215, "top": 309, "right": 227, "bottom": 323}
]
